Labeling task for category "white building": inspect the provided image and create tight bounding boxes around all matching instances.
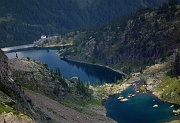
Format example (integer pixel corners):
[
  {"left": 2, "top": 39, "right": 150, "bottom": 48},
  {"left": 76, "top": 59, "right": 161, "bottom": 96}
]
[{"left": 41, "top": 34, "right": 46, "bottom": 39}]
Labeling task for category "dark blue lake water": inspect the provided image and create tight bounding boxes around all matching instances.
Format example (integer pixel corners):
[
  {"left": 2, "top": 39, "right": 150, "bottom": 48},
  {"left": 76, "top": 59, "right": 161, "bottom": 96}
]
[
  {"left": 105, "top": 86, "right": 179, "bottom": 123},
  {"left": 5, "top": 48, "right": 122, "bottom": 85},
  {"left": 5, "top": 48, "right": 179, "bottom": 123}
]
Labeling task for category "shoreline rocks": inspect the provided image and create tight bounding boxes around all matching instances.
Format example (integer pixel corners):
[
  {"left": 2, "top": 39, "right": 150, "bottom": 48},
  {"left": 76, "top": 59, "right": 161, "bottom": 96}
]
[
  {"left": 91, "top": 83, "right": 132, "bottom": 100},
  {"left": 172, "top": 109, "right": 180, "bottom": 116}
]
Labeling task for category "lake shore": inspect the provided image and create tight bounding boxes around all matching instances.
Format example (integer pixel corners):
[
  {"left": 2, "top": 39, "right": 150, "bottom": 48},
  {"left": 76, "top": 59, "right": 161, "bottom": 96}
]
[
  {"left": 41, "top": 43, "right": 73, "bottom": 48},
  {"left": 91, "top": 83, "right": 132, "bottom": 100},
  {"left": 57, "top": 55, "right": 127, "bottom": 76},
  {"left": 60, "top": 55, "right": 180, "bottom": 121}
]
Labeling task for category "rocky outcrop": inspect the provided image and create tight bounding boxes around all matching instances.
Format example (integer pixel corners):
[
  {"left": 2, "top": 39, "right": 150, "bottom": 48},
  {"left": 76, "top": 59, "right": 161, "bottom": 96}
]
[
  {"left": 91, "top": 83, "right": 132, "bottom": 99},
  {"left": 0, "top": 49, "right": 49, "bottom": 122},
  {"left": 0, "top": 112, "right": 35, "bottom": 123},
  {"left": 0, "top": 49, "right": 32, "bottom": 115},
  {"left": 8, "top": 58, "right": 69, "bottom": 101},
  {"left": 69, "top": 77, "right": 79, "bottom": 84}
]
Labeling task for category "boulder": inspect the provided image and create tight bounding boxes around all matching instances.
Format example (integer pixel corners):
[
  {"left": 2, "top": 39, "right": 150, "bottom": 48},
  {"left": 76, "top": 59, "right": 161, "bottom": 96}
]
[
  {"left": 69, "top": 77, "right": 79, "bottom": 84},
  {"left": 146, "top": 77, "right": 154, "bottom": 85},
  {"left": 172, "top": 109, "right": 180, "bottom": 116},
  {"left": 146, "top": 85, "right": 153, "bottom": 91}
]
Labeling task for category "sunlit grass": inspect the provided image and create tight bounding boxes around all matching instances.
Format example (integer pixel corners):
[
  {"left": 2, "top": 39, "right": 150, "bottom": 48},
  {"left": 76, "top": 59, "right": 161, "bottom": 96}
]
[
  {"left": 157, "top": 74, "right": 180, "bottom": 104},
  {"left": 0, "top": 104, "right": 16, "bottom": 114}
]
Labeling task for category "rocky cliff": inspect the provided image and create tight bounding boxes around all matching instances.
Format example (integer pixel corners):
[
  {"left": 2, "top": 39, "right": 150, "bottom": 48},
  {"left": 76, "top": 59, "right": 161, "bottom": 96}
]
[
  {"left": 0, "top": 49, "right": 50, "bottom": 123},
  {"left": 0, "top": 49, "right": 30, "bottom": 112}
]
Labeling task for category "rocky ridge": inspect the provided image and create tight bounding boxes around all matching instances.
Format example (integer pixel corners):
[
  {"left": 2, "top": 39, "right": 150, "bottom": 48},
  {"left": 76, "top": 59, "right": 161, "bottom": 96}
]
[{"left": 0, "top": 49, "right": 38, "bottom": 123}]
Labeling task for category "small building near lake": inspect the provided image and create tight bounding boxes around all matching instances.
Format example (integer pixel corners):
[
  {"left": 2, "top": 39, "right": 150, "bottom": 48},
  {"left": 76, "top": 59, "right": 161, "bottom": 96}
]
[{"left": 41, "top": 34, "right": 47, "bottom": 39}]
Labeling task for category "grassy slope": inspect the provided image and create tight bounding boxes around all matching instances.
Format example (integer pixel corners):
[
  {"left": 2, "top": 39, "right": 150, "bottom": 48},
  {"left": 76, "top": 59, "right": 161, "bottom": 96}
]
[
  {"left": 156, "top": 75, "right": 180, "bottom": 104},
  {"left": 137, "top": 58, "right": 180, "bottom": 105},
  {"left": 0, "top": 104, "right": 16, "bottom": 114}
]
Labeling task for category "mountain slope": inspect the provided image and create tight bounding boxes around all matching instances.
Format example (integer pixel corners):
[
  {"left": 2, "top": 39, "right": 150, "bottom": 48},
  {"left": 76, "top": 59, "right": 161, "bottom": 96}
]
[
  {"left": 0, "top": 0, "right": 171, "bottom": 47},
  {"left": 8, "top": 58, "right": 115, "bottom": 123},
  {"left": 58, "top": 3, "right": 180, "bottom": 74},
  {"left": 0, "top": 49, "right": 115, "bottom": 122},
  {"left": 0, "top": 49, "right": 48, "bottom": 122}
]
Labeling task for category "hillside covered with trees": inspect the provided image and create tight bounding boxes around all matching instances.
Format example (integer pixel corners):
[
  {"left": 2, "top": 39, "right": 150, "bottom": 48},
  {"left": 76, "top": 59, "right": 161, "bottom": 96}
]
[
  {"left": 58, "top": 2, "right": 180, "bottom": 74},
  {"left": 0, "top": 0, "right": 172, "bottom": 47}
]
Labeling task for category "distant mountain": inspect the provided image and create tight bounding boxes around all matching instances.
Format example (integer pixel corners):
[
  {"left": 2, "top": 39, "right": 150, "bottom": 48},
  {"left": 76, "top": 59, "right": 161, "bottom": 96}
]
[
  {"left": 58, "top": 3, "right": 180, "bottom": 74},
  {"left": 0, "top": 0, "right": 171, "bottom": 47}
]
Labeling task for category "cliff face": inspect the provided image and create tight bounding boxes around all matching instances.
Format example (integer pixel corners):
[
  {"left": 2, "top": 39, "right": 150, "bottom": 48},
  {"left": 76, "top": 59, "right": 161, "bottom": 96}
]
[
  {"left": 0, "top": 49, "right": 9, "bottom": 83},
  {"left": 0, "top": 49, "right": 30, "bottom": 112},
  {"left": 59, "top": 4, "right": 180, "bottom": 74}
]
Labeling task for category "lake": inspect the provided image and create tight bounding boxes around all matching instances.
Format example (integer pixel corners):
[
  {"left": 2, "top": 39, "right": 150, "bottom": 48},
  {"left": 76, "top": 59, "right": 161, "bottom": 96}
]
[
  {"left": 5, "top": 48, "right": 179, "bottom": 123},
  {"left": 5, "top": 48, "right": 123, "bottom": 85},
  {"left": 105, "top": 86, "right": 179, "bottom": 123}
]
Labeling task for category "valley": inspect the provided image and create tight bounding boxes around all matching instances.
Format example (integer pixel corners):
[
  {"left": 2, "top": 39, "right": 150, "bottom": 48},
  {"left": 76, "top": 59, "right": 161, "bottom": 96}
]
[
  {"left": 0, "top": 0, "right": 180, "bottom": 123},
  {"left": 1, "top": 47, "right": 179, "bottom": 123}
]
